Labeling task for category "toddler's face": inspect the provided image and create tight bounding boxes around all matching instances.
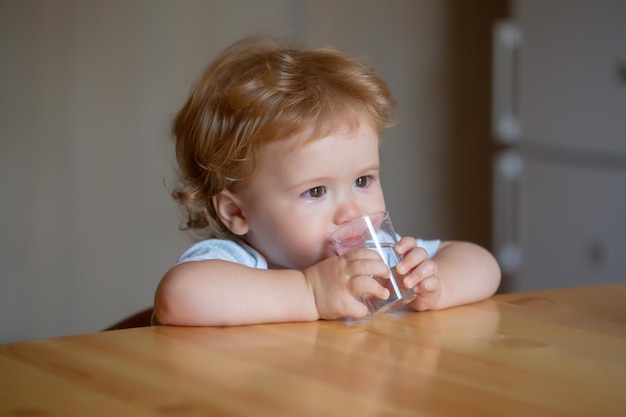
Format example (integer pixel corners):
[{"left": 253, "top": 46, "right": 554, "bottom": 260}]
[{"left": 231, "top": 121, "right": 387, "bottom": 270}]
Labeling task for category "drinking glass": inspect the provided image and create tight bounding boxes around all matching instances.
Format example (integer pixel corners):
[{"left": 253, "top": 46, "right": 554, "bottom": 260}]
[{"left": 330, "top": 211, "right": 417, "bottom": 315}]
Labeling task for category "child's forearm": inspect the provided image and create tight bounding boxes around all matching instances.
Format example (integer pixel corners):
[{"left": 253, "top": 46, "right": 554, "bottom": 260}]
[
  {"left": 430, "top": 241, "right": 501, "bottom": 309},
  {"left": 154, "top": 260, "right": 320, "bottom": 326}
]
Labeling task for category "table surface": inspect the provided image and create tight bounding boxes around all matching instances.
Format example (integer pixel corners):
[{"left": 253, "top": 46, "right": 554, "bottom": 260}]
[{"left": 2, "top": 284, "right": 626, "bottom": 417}]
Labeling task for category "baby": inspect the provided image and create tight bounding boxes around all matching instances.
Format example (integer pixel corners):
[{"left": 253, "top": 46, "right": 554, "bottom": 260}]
[{"left": 154, "top": 36, "right": 501, "bottom": 326}]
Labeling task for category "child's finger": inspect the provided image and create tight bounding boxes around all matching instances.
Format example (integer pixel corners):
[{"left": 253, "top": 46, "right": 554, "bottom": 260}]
[
  {"left": 394, "top": 236, "right": 417, "bottom": 255},
  {"left": 400, "top": 259, "right": 437, "bottom": 288},
  {"left": 395, "top": 247, "right": 429, "bottom": 275},
  {"left": 417, "top": 275, "right": 440, "bottom": 294},
  {"left": 415, "top": 259, "right": 437, "bottom": 279},
  {"left": 349, "top": 275, "right": 390, "bottom": 301}
]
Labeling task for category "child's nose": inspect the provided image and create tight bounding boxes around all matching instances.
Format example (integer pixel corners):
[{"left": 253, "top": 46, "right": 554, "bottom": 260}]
[{"left": 333, "top": 200, "right": 362, "bottom": 225}]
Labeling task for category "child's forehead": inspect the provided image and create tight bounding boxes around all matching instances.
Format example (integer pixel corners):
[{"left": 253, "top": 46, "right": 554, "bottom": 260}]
[
  {"left": 278, "top": 118, "right": 379, "bottom": 152},
  {"left": 256, "top": 122, "right": 381, "bottom": 171},
  {"left": 254, "top": 121, "right": 381, "bottom": 177}
]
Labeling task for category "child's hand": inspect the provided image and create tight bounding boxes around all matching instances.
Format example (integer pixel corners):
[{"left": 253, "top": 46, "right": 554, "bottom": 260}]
[
  {"left": 394, "top": 236, "right": 442, "bottom": 311},
  {"left": 303, "top": 249, "right": 391, "bottom": 320}
]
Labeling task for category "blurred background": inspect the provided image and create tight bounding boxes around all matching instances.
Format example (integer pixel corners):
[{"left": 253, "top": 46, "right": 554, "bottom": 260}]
[{"left": 1, "top": 0, "right": 624, "bottom": 344}]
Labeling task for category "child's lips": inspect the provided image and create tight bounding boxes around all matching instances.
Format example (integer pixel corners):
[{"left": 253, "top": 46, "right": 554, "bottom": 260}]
[{"left": 331, "top": 235, "right": 366, "bottom": 255}]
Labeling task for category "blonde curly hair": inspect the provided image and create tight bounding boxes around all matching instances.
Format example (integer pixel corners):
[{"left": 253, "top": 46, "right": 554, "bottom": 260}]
[{"left": 171, "top": 36, "right": 396, "bottom": 238}]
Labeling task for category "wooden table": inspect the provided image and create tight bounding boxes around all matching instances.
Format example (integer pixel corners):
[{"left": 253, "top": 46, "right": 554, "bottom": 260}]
[{"left": 2, "top": 284, "right": 626, "bottom": 416}]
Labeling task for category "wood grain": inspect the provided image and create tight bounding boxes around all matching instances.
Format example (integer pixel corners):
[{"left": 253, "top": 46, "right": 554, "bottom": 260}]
[{"left": 2, "top": 284, "right": 625, "bottom": 416}]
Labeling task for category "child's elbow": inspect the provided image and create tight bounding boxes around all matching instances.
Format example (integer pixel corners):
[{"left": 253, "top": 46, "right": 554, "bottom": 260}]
[
  {"left": 153, "top": 286, "right": 175, "bottom": 326},
  {"left": 153, "top": 268, "right": 187, "bottom": 326},
  {"left": 486, "top": 251, "right": 502, "bottom": 296}
]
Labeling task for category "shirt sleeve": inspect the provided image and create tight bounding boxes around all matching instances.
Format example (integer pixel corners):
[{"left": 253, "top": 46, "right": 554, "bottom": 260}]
[
  {"left": 177, "top": 239, "right": 268, "bottom": 269},
  {"left": 416, "top": 238, "right": 441, "bottom": 259}
]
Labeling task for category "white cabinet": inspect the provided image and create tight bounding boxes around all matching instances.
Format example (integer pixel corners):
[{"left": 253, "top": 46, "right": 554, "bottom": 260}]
[
  {"left": 493, "top": 0, "right": 626, "bottom": 291},
  {"left": 517, "top": 158, "right": 626, "bottom": 290}
]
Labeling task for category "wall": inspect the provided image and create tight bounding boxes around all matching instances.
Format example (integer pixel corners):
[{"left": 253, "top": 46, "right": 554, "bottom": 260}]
[{"left": 0, "top": 0, "right": 503, "bottom": 343}]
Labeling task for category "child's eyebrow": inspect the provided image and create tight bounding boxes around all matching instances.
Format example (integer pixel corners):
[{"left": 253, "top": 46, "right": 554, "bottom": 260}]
[
  {"left": 352, "top": 163, "right": 382, "bottom": 176},
  {"left": 285, "top": 176, "right": 332, "bottom": 193},
  {"left": 361, "top": 164, "right": 381, "bottom": 172}
]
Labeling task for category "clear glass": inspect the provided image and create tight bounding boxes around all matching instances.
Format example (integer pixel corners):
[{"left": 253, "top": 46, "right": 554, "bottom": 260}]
[{"left": 330, "top": 211, "right": 417, "bottom": 315}]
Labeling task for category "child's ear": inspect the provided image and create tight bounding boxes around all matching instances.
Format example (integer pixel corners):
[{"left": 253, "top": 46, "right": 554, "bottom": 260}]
[{"left": 212, "top": 190, "right": 249, "bottom": 236}]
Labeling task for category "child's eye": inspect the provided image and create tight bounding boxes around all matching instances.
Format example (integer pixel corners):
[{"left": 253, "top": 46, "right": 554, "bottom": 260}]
[
  {"left": 355, "top": 176, "right": 371, "bottom": 188},
  {"left": 303, "top": 186, "right": 326, "bottom": 199}
]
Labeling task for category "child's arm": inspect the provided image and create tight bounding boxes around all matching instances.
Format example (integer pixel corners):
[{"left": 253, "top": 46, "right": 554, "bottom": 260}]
[
  {"left": 154, "top": 261, "right": 317, "bottom": 326},
  {"left": 395, "top": 239, "right": 501, "bottom": 311},
  {"left": 154, "top": 248, "right": 391, "bottom": 326}
]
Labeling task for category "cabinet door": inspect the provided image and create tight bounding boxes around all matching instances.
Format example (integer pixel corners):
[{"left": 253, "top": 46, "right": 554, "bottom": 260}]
[
  {"left": 514, "top": 158, "right": 626, "bottom": 292},
  {"left": 515, "top": 0, "right": 626, "bottom": 154}
]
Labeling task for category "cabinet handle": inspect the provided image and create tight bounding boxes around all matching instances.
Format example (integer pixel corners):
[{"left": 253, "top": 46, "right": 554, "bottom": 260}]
[
  {"left": 492, "top": 20, "right": 522, "bottom": 144},
  {"left": 493, "top": 150, "right": 523, "bottom": 274}
]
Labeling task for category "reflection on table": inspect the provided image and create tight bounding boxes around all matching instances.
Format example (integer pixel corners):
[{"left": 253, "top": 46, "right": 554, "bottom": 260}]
[{"left": 1, "top": 284, "right": 625, "bottom": 416}]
